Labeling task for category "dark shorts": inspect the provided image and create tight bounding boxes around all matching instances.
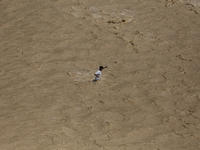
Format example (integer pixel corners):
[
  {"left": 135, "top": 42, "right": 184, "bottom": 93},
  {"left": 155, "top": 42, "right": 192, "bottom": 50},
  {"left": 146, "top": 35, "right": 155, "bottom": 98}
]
[{"left": 92, "top": 79, "right": 98, "bottom": 83}]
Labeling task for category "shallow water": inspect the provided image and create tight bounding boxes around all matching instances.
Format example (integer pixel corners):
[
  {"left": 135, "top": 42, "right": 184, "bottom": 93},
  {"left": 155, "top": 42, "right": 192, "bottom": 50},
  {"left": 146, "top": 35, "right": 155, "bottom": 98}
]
[{"left": 0, "top": 0, "right": 200, "bottom": 149}]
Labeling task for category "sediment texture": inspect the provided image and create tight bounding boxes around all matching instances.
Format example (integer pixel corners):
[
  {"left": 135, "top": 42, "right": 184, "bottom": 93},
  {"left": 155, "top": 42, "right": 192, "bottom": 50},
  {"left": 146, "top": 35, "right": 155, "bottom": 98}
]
[{"left": 0, "top": 0, "right": 200, "bottom": 149}]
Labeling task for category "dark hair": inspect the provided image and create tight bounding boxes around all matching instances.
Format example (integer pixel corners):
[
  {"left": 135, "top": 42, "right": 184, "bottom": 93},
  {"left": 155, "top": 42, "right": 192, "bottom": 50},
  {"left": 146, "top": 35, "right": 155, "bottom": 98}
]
[{"left": 99, "top": 66, "right": 103, "bottom": 70}]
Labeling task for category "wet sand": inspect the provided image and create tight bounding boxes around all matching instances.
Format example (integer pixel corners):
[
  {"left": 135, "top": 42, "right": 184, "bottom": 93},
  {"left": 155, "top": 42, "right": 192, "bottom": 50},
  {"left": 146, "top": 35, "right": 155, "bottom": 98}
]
[{"left": 0, "top": 0, "right": 200, "bottom": 149}]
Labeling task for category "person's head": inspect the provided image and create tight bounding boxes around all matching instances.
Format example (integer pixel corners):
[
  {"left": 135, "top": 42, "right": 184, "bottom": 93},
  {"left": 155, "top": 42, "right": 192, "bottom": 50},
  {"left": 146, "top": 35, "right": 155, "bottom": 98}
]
[{"left": 99, "top": 66, "right": 103, "bottom": 70}]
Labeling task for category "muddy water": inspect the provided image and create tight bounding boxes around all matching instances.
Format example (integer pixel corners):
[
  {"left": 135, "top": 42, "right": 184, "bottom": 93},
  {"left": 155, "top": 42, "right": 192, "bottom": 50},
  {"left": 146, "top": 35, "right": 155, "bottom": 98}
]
[{"left": 0, "top": 0, "right": 200, "bottom": 149}]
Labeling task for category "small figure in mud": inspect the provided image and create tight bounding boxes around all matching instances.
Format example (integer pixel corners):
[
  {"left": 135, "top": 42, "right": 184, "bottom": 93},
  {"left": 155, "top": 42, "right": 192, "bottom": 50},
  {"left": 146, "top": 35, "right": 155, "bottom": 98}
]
[{"left": 93, "top": 65, "right": 108, "bottom": 83}]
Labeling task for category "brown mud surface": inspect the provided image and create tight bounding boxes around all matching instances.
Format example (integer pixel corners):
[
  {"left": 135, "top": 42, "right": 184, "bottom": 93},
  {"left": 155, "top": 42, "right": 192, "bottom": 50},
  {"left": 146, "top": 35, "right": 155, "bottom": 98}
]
[{"left": 0, "top": 0, "right": 200, "bottom": 149}]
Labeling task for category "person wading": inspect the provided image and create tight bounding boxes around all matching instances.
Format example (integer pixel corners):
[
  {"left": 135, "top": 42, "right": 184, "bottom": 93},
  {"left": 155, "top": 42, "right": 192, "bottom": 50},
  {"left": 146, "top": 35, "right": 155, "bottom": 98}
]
[{"left": 93, "top": 65, "right": 107, "bottom": 83}]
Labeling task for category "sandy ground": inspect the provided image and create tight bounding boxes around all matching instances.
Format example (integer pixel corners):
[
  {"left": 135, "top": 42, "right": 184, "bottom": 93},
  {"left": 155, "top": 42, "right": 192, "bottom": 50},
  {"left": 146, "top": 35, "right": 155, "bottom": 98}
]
[{"left": 0, "top": 0, "right": 200, "bottom": 149}]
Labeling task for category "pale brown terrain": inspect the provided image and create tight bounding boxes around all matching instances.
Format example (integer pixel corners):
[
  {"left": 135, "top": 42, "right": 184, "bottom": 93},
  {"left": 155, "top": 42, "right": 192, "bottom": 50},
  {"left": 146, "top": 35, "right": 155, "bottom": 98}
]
[{"left": 0, "top": 0, "right": 200, "bottom": 150}]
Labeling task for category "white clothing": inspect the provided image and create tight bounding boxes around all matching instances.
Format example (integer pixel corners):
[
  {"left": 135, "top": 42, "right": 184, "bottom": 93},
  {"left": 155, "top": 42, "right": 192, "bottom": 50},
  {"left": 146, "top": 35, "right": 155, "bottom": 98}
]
[{"left": 95, "top": 70, "right": 101, "bottom": 80}]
